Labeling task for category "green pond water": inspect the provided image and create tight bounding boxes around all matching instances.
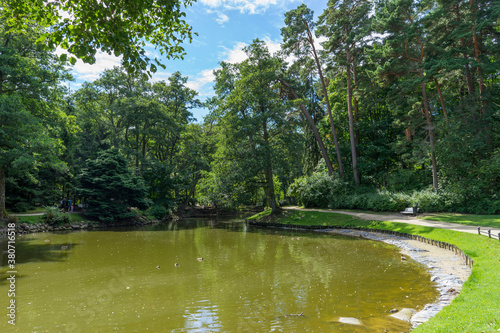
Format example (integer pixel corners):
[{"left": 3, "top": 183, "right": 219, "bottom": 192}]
[{"left": 1, "top": 218, "right": 438, "bottom": 332}]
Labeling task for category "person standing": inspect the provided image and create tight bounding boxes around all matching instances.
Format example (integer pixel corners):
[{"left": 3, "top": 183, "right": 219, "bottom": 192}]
[
  {"left": 67, "top": 197, "right": 72, "bottom": 213},
  {"left": 61, "top": 198, "right": 66, "bottom": 212}
]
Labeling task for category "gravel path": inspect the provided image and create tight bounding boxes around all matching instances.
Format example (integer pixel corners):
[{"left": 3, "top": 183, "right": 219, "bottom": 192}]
[{"left": 283, "top": 206, "right": 500, "bottom": 240}]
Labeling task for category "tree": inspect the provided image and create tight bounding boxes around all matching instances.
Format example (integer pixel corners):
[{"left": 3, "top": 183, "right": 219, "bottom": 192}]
[
  {"left": 0, "top": 20, "right": 71, "bottom": 218},
  {"left": 372, "top": 0, "right": 440, "bottom": 190},
  {"left": 208, "top": 40, "right": 302, "bottom": 214},
  {"left": 318, "top": 0, "right": 372, "bottom": 186},
  {"left": 2, "top": 0, "right": 196, "bottom": 74},
  {"left": 281, "top": 4, "right": 344, "bottom": 178},
  {"left": 77, "top": 149, "right": 148, "bottom": 223}
]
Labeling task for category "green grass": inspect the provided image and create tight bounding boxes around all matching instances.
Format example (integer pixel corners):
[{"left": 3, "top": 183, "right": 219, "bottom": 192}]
[
  {"left": 14, "top": 212, "right": 90, "bottom": 224},
  {"left": 6, "top": 206, "right": 46, "bottom": 214},
  {"left": 421, "top": 213, "right": 500, "bottom": 228},
  {"left": 246, "top": 208, "right": 273, "bottom": 220},
  {"left": 249, "top": 210, "right": 500, "bottom": 333}
]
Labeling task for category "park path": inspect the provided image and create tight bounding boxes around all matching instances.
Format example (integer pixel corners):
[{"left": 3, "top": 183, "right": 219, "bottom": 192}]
[{"left": 283, "top": 206, "right": 500, "bottom": 240}]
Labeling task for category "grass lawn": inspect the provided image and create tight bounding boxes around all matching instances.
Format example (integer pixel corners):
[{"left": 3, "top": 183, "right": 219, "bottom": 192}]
[
  {"left": 14, "top": 212, "right": 90, "bottom": 224},
  {"left": 6, "top": 207, "right": 46, "bottom": 214},
  {"left": 250, "top": 209, "right": 500, "bottom": 333},
  {"left": 421, "top": 213, "right": 500, "bottom": 228}
]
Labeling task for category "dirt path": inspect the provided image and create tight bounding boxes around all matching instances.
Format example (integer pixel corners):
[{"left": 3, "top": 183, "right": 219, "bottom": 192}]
[
  {"left": 10, "top": 212, "right": 45, "bottom": 216},
  {"left": 283, "top": 206, "right": 500, "bottom": 240}
]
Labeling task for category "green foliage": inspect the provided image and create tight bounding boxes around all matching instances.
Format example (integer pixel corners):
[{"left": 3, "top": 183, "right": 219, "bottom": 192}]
[
  {"left": 42, "top": 206, "right": 70, "bottom": 226},
  {"left": 288, "top": 169, "right": 499, "bottom": 214},
  {"left": 2, "top": 0, "right": 196, "bottom": 75},
  {"left": 77, "top": 149, "right": 149, "bottom": 224},
  {"left": 203, "top": 39, "right": 304, "bottom": 212},
  {"left": 148, "top": 205, "right": 169, "bottom": 220},
  {"left": 289, "top": 168, "right": 350, "bottom": 208},
  {"left": 0, "top": 21, "right": 74, "bottom": 217},
  {"left": 6, "top": 215, "right": 18, "bottom": 225},
  {"left": 11, "top": 201, "right": 30, "bottom": 213}
]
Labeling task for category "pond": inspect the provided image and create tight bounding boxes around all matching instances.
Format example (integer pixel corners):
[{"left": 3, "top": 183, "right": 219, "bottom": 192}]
[{"left": 1, "top": 218, "right": 438, "bottom": 332}]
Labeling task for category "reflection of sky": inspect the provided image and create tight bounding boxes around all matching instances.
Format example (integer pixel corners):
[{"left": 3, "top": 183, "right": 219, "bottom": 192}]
[{"left": 183, "top": 300, "right": 221, "bottom": 332}]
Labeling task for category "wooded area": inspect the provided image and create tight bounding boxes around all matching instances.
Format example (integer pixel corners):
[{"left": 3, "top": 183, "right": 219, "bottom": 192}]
[{"left": 1, "top": 0, "right": 499, "bottom": 221}]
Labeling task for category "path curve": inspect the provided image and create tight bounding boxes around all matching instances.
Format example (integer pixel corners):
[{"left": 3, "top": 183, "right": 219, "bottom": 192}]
[{"left": 283, "top": 206, "right": 500, "bottom": 240}]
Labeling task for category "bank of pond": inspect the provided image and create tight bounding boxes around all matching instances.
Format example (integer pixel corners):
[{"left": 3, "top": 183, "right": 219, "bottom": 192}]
[{"left": 0, "top": 212, "right": 499, "bottom": 332}]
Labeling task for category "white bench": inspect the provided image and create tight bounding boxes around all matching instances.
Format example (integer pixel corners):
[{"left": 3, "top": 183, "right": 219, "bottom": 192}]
[{"left": 400, "top": 207, "right": 419, "bottom": 216}]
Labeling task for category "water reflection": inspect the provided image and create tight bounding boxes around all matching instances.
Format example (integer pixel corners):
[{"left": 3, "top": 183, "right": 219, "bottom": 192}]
[{"left": 0, "top": 217, "right": 437, "bottom": 332}]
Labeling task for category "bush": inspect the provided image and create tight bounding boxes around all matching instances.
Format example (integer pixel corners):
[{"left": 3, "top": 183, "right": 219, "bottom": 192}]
[
  {"left": 11, "top": 201, "right": 30, "bottom": 213},
  {"left": 42, "top": 206, "right": 70, "bottom": 226},
  {"left": 77, "top": 149, "right": 149, "bottom": 224},
  {"left": 288, "top": 169, "right": 499, "bottom": 214},
  {"left": 289, "top": 170, "right": 352, "bottom": 208},
  {"left": 149, "top": 205, "right": 169, "bottom": 220}
]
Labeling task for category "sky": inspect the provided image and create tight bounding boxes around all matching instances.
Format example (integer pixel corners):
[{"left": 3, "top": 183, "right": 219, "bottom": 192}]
[{"left": 66, "top": 0, "right": 329, "bottom": 122}]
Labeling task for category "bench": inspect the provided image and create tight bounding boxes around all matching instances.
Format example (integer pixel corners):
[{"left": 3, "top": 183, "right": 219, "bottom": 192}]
[{"left": 400, "top": 207, "right": 419, "bottom": 216}]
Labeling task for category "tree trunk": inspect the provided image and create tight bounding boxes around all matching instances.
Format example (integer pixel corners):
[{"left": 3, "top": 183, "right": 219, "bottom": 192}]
[
  {"left": 280, "top": 79, "right": 336, "bottom": 176},
  {"left": 346, "top": 47, "right": 360, "bottom": 186},
  {"left": 263, "top": 120, "right": 279, "bottom": 214},
  {"left": 421, "top": 77, "right": 439, "bottom": 191},
  {"left": 0, "top": 167, "right": 7, "bottom": 219},
  {"left": 469, "top": 0, "right": 486, "bottom": 115},
  {"left": 352, "top": 65, "right": 360, "bottom": 157},
  {"left": 434, "top": 78, "right": 449, "bottom": 128},
  {"left": 307, "top": 24, "right": 345, "bottom": 178},
  {"left": 177, "top": 173, "right": 200, "bottom": 216}
]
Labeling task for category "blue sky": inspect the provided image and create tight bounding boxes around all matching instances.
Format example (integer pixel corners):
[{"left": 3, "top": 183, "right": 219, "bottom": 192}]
[{"left": 67, "top": 0, "right": 328, "bottom": 121}]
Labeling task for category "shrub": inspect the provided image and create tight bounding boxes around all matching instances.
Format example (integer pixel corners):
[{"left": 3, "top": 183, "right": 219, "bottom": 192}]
[
  {"left": 7, "top": 215, "right": 19, "bottom": 224},
  {"left": 42, "top": 206, "right": 70, "bottom": 225},
  {"left": 288, "top": 169, "right": 499, "bottom": 214},
  {"left": 12, "top": 201, "right": 30, "bottom": 213},
  {"left": 77, "top": 149, "right": 149, "bottom": 224},
  {"left": 288, "top": 171, "right": 351, "bottom": 208},
  {"left": 149, "top": 205, "right": 169, "bottom": 220}
]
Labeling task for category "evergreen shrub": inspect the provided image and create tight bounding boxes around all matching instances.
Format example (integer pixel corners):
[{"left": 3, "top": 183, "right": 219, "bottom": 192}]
[{"left": 77, "top": 149, "right": 149, "bottom": 224}]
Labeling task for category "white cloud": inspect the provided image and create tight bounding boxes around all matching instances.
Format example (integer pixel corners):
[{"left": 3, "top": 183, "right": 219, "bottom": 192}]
[
  {"left": 314, "top": 35, "right": 328, "bottom": 53},
  {"left": 262, "top": 36, "right": 281, "bottom": 55},
  {"left": 187, "top": 69, "right": 218, "bottom": 98},
  {"left": 200, "top": 0, "right": 293, "bottom": 14},
  {"left": 206, "top": 10, "right": 230, "bottom": 24},
  {"left": 216, "top": 12, "right": 229, "bottom": 24},
  {"left": 150, "top": 71, "right": 174, "bottom": 83},
  {"left": 222, "top": 41, "right": 249, "bottom": 64},
  {"left": 58, "top": 48, "right": 122, "bottom": 82},
  {"left": 220, "top": 37, "right": 282, "bottom": 64}
]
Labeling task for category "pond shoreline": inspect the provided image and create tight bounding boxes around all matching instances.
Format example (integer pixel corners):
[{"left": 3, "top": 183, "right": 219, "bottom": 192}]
[
  {"left": 323, "top": 229, "right": 471, "bottom": 330},
  {"left": 0, "top": 217, "right": 163, "bottom": 238}
]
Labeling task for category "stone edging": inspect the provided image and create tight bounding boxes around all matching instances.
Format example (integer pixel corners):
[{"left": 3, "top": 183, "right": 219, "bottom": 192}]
[{"left": 247, "top": 222, "right": 474, "bottom": 267}]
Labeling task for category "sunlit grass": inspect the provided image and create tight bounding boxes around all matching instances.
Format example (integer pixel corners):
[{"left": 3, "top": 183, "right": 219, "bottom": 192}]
[
  {"left": 14, "top": 212, "right": 90, "bottom": 224},
  {"left": 421, "top": 213, "right": 500, "bottom": 228},
  {"left": 249, "top": 210, "right": 500, "bottom": 332}
]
